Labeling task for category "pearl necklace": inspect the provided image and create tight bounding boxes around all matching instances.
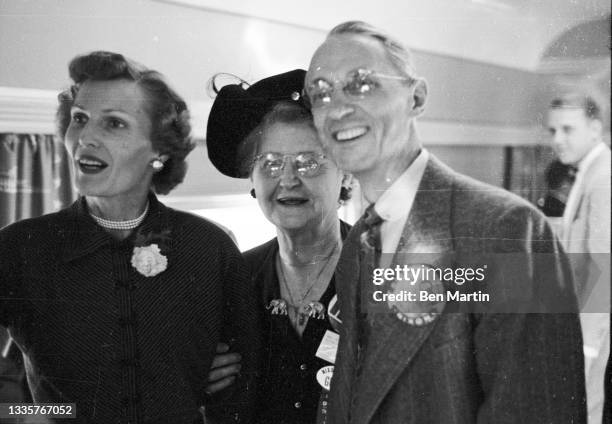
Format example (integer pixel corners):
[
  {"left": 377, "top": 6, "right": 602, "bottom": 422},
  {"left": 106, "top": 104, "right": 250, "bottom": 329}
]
[{"left": 90, "top": 202, "right": 149, "bottom": 230}]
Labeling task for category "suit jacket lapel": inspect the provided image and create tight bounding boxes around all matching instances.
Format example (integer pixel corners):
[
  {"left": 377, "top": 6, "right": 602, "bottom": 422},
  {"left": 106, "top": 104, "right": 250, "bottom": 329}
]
[
  {"left": 561, "top": 174, "right": 585, "bottom": 243},
  {"left": 562, "top": 144, "right": 611, "bottom": 243},
  {"left": 351, "top": 156, "right": 455, "bottom": 424}
]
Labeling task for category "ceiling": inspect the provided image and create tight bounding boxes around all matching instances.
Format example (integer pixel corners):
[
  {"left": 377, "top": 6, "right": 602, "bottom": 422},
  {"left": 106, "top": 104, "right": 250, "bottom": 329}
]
[
  {"left": 0, "top": 0, "right": 609, "bottom": 138},
  {"left": 158, "top": 0, "right": 611, "bottom": 69}
]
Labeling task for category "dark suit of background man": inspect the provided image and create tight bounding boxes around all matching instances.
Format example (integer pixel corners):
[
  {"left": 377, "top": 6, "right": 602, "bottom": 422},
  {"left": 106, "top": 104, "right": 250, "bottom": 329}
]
[
  {"left": 547, "top": 92, "right": 611, "bottom": 424},
  {"left": 306, "top": 21, "right": 586, "bottom": 424}
]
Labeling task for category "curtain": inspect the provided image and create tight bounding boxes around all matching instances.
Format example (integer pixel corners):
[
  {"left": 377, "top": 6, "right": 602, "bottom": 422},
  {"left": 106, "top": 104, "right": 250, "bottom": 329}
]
[
  {"left": 1, "top": 133, "right": 74, "bottom": 402},
  {"left": 0, "top": 133, "right": 75, "bottom": 229}
]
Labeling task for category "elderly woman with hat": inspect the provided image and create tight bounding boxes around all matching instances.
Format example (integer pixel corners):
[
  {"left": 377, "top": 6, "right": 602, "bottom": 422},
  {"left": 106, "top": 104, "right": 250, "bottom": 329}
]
[
  {"left": 206, "top": 69, "right": 352, "bottom": 424},
  {"left": 0, "top": 51, "right": 259, "bottom": 423}
]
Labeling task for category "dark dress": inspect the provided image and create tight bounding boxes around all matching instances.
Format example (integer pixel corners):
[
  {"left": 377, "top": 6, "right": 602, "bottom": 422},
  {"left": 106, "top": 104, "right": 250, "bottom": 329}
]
[
  {"left": 244, "top": 222, "right": 350, "bottom": 424},
  {"left": 0, "top": 194, "right": 260, "bottom": 424}
]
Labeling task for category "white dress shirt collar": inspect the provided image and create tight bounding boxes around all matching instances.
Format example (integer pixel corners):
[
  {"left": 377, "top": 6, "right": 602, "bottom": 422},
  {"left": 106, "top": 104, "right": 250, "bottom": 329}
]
[
  {"left": 372, "top": 149, "right": 429, "bottom": 261},
  {"left": 576, "top": 142, "right": 606, "bottom": 173}
]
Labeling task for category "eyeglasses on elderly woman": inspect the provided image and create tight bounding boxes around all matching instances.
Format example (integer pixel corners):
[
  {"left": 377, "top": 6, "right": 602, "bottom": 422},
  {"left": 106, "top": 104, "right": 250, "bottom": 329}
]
[
  {"left": 304, "top": 68, "right": 413, "bottom": 108},
  {"left": 252, "top": 151, "right": 328, "bottom": 178}
]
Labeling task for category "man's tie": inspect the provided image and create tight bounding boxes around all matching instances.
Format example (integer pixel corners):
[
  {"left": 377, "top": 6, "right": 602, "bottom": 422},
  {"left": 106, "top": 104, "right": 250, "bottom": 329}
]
[
  {"left": 358, "top": 203, "right": 384, "bottom": 350},
  {"left": 361, "top": 204, "right": 384, "bottom": 268}
]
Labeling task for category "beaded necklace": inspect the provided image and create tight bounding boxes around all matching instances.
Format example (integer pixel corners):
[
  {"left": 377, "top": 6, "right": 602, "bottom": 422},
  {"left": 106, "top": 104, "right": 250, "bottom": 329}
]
[{"left": 90, "top": 202, "right": 149, "bottom": 230}]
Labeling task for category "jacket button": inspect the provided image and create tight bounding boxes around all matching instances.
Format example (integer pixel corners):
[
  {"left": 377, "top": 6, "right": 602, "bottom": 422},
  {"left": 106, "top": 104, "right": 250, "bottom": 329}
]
[
  {"left": 299, "top": 363, "right": 307, "bottom": 371},
  {"left": 294, "top": 402, "right": 302, "bottom": 409}
]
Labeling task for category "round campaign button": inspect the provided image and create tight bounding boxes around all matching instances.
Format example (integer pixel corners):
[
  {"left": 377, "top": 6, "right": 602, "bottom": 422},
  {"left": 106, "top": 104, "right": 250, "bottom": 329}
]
[
  {"left": 316, "top": 365, "right": 334, "bottom": 391},
  {"left": 385, "top": 263, "right": 446, "bottom": 326}
]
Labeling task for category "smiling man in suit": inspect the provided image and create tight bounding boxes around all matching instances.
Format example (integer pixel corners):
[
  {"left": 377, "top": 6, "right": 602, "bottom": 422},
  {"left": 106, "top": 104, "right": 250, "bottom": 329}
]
[
  {"left": 547, "top": 92, "right": 611, "bottom": 424},
  {"left": 306, "top": 21, "right": 586, "bottom": 423}
]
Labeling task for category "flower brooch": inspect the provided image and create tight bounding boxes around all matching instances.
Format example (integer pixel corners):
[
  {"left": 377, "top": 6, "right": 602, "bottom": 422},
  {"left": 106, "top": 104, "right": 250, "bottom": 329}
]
[
  {"left": 131, "top": 228, "right": 171, "bottom": 277},
  {"left": 131, "top": 244, "right": 167, "bottom": 277}
]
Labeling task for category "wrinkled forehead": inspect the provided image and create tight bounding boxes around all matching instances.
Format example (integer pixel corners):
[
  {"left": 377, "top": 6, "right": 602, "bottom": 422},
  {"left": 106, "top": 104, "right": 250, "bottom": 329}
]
[{"left": 307, "top": 34, "right": 395, "bottom": 82}]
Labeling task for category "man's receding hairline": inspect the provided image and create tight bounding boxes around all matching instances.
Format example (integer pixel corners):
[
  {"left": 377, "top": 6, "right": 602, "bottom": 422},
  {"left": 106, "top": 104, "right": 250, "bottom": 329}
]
[
  {"left": 324, "top": 32, "right": 388, "bottom": 52},
  {"left": 312, "top": 33, "right": 405, "bottom": 77},
  {"left": 548, "top": 105, "right": 594, "bottom": 121}
]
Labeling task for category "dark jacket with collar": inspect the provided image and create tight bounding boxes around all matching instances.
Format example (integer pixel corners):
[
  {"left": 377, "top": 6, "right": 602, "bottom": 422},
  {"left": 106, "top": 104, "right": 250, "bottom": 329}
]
[
  {"left": 0, "top": 194, "right": 260, "bottom": 424},
  {"left": 244, "top": 221, "right": 350, "bottom": 424}
]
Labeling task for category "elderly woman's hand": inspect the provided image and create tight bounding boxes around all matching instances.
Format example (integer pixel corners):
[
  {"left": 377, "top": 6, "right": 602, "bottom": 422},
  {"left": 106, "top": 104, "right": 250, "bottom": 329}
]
[{"left": 205, "top": 343, "right": 242, "bottom": 395}]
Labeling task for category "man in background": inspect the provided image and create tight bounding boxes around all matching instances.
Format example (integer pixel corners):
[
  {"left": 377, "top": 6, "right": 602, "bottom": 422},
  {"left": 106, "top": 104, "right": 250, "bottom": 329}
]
[
  {"left": 306, "top": 20, "right": 586, "bottom": 424},
  {"left": 547, "top": 93, "right": 611, "bottom": 423}
]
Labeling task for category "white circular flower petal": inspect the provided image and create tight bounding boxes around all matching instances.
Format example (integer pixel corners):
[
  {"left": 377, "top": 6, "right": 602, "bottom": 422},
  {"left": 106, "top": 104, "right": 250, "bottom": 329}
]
[{"left": 131, "top": 243, "right": 168, "bottom": 277}]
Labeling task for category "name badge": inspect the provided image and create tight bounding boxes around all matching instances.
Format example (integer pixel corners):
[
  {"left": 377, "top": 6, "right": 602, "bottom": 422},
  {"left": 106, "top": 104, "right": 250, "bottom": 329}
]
[
  {"left": 316, "top": 365, "right": 334, "bottom": 391},
  {"left": 315, "top": 330, "right": 339, "bottom": 364}
]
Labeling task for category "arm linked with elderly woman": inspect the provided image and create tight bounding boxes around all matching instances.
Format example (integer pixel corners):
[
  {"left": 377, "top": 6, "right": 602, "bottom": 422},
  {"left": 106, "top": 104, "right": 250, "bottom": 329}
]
[{"left": 0, "top": 51, "right": 260, "bottom": 423}]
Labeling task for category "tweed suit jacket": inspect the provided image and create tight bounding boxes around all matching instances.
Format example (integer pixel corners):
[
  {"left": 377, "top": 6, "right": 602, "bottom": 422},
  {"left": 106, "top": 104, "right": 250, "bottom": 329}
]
[
  {"left": 327, "top": 155, "right": 586, "bottom": 424},
  {"left": 0, "top": 195, "right": 260, "bottom": 424}
]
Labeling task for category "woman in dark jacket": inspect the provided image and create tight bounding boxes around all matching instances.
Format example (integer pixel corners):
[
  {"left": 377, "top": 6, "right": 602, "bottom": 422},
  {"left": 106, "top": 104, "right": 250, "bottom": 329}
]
[
  {"left": 0, "top": 51, "right": 259, "bottom": 424},
  {"left": 205, "top": 69, "right": 352, "bottom": 424}
]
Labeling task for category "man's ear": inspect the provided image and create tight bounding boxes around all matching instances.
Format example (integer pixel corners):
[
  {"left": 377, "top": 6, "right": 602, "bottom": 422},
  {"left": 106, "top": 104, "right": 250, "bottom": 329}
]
[
  {"left": 409, "top": 78, "right": 428, "bottom": 117},
  {"left": 588, "top": 118, "right": 603, "bottom": 136}
]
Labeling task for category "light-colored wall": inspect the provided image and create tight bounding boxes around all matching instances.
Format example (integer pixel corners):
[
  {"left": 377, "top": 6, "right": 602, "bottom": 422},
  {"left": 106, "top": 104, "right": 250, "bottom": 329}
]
[
  {"left": 0, "top": 0, "right": 549, "bottom": 130},
  {"left": 0, "top": 0, "right": 608, "bottom": 198}
]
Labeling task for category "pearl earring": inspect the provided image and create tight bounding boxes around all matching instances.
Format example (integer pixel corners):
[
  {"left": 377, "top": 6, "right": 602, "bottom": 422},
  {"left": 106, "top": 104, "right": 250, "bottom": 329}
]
[{"left": 151, "top": 159, "right": 164, "bottom": 170}]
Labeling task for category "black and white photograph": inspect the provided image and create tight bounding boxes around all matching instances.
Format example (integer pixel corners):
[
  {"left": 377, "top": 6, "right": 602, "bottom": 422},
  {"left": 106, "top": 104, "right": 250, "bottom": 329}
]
[{"left": 0, "top": 1, "right": 610, "bottom": 423}]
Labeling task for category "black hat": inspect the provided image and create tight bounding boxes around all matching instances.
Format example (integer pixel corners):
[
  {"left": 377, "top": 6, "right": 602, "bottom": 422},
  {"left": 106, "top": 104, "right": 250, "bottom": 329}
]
[{"left": 206, "top": 69, "right": 307, "bottom": 178}]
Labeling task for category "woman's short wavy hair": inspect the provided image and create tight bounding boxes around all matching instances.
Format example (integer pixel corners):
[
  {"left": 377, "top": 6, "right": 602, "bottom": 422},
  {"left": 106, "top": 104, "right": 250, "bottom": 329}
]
[
  {"left": 239, "top": 102, "right": 352, "bottom": 202},
  {"left": 57, "top": 51, "right": 194, "bottom": 195}
]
